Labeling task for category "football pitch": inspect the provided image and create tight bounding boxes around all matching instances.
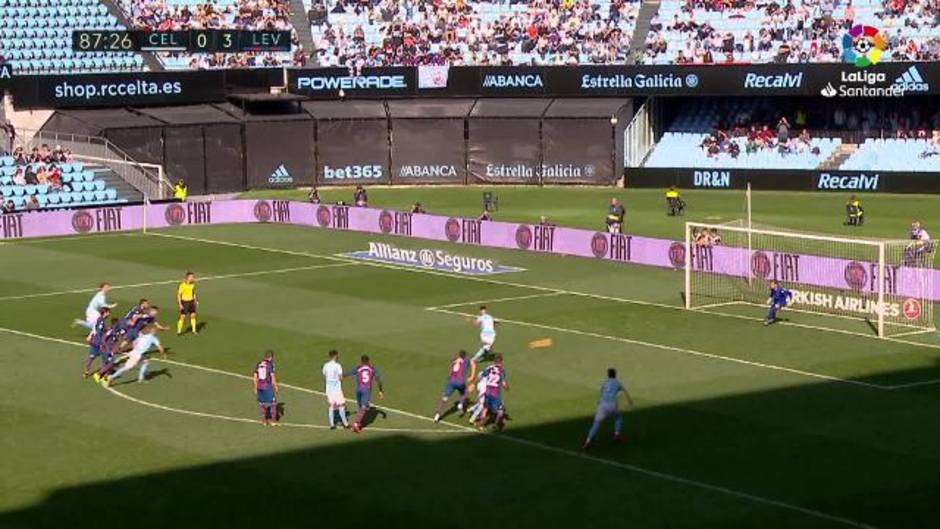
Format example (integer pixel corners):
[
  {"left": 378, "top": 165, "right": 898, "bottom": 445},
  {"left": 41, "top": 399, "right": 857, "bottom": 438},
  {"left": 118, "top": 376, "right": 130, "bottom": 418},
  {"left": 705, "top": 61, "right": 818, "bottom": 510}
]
[{"left": 2, "top": 199, "right": 940, "bottom": 528}]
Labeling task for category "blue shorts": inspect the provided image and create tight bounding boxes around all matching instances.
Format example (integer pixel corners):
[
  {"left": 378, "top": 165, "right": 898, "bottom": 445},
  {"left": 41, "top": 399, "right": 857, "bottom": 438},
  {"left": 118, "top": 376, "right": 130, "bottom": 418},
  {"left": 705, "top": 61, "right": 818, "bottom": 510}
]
[
  {"left": 87, "top": 345, "right": 102, "bottom": 358},
  {"left": 443, "top": 382, "right": 466, "bottom": 397},
  {"left": 257, "top": 388, "right": 276, "bottom": 405},
  {"left": 356, "top": 389, "right": 372, "bottom": 409},
  {"left": 773, "top": 300, "right": 788, "bottom": 309},
  {"left": 485, "top": 395, "right": 503, "bottom": 413},
  {"left": 125, "top": 328, "right": 140, "bottom": 342}
]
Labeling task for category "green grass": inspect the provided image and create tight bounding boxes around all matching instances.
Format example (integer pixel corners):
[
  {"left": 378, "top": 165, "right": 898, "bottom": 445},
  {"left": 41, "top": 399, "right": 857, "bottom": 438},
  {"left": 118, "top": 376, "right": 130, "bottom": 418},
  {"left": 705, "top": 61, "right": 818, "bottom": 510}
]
[
  {"left": 241, "top": 186, "right": 940, "bottom": 241},
  {"left": 2, "top": 212, "right": 940, "bottom": 528}
]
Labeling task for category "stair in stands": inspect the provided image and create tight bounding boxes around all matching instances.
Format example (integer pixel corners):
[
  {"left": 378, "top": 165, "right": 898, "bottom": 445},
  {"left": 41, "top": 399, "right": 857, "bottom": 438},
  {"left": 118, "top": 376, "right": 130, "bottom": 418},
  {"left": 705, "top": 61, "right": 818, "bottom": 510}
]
[
  {"left": 99, "top": 0, "right": 164, "bottom": 71},
  {"left": 628, "top": 0, "right": 660, "bottom": 64},
  {"left": 288, "top": 0, "right": 316, "bottom": 65},
  {"left": 819, "top": 143, "right": 859, "bottom": 170},
  {"left": 85, "top": 162, "right": 144, "bottom": 204}
]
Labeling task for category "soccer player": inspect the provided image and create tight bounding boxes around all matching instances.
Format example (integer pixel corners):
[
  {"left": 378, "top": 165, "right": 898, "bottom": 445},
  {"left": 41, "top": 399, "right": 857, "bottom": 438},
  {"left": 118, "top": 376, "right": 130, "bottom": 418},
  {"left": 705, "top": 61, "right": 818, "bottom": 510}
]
[
  {"left": 322, "top": 349, "right": 349, "bottom": 430},
  {"left": 253, "top": 350, "right": 280, "bottom": 426},
  {"left": 74, "top": 283, "right": 117, "bottom": 330},
  {"left": 121, "top": 306, "right": 168, "bottom": 351},
  {"left": 468, "top": 306, "right": 497, "bottom": 379},
  {"left": 177, "top": 272, "right": 198, "bottom": 335},
  {"left": 434, "top": 350, "right": 470, "bottom": 423},
  {"left": 467, "top": 371, "right": 489, "bottom": 424},
  {"left": 346, "top": 355, "right": 384, "bottom": 433},
  {"left": 764, "top": 280, "right": 793, "bottom": 326},
  {"left": 582, "top": 368, "right": 633, "bottom": 451},
  {"left": 82, "top": 307, "right": 111, "bottom": 378},
  {"left": 102, "top": 325, "right": 165, "bottom": 387},
  {"left": 92, "top": 318, "right": 125, "bottom": 383},
  {"left": 475, "top": 354, "right": 509, "bottom": 431},
  {"left": 119, "top": 299, "right": 150, "bottom": 328}
]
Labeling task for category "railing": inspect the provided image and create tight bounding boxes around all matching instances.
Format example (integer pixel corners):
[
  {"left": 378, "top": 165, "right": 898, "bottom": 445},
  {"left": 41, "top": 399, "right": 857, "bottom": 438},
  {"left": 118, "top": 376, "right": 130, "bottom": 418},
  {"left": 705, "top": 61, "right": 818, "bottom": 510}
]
[
  {"left": 623, "top": 100, "right": 655, "bottom": 168},
  {"left": 16, "top": 128, "right": 173, "bottom": 200}
]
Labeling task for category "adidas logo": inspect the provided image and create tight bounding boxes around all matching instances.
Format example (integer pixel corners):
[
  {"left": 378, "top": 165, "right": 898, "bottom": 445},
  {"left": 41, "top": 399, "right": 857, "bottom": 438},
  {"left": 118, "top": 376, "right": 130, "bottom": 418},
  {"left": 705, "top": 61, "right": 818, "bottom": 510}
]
[
  {"left": 893, "top": 65, "right": 929, "bottom": 93},
  {"left": 268, "top": 164, "right": 293, "bottom": 184}
]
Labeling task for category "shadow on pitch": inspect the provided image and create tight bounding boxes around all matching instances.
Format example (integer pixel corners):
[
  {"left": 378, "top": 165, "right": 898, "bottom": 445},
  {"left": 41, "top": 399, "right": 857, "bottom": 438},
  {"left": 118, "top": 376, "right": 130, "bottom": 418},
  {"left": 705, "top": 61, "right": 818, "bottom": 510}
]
[{"left": 4, "top": 363, "right": 940, "bottom": 529}]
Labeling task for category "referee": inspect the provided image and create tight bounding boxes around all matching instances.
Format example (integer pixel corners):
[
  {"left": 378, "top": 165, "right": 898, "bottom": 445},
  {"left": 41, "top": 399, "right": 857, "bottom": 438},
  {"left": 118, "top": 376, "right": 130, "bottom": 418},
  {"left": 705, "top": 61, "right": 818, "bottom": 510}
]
[{"left": 176, "top": 271, "right": 198, "bottom": 335}]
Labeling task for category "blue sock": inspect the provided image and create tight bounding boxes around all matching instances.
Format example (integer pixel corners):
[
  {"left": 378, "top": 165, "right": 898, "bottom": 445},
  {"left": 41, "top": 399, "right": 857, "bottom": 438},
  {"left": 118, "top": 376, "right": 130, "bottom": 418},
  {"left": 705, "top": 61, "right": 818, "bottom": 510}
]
[
  {"left": 586, "top": 418, "right": 603, "bottom": 442},
  {"left": 137, "top": 362, "right": 149, "bottom": 382},
  {"left": 471, "top": 347, "right": 487, "bottom": 362},
  {"left": 338, "top": 406, "right": 348, "bottom": 426},
  {"left": 613, "top": 413, "right": 623, "bottom": 435},
  {"left": 767, "top": 304, "right": 778, "bottom": 321}
]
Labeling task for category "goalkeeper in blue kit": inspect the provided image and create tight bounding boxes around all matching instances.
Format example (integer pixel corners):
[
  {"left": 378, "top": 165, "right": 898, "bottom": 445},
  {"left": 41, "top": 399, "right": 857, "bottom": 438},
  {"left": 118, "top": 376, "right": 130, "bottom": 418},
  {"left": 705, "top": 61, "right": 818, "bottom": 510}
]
[{"left": 763, "top": 280, "right": 793, "bottom": 326}]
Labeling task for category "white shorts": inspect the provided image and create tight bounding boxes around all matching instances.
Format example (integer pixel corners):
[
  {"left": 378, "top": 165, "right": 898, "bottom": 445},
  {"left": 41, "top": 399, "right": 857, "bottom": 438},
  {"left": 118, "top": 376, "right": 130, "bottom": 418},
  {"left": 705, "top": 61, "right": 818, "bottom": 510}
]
[
  {"left": 480, "top": 333, "right": 496, "bottom": 347},
  {"left": 85, "top": 307, "right": 100, "bottom": 326},
  {"left": 594, "top": 403, "right": 619, "bottom": 422},
  {"left": 326, "top": 387, "right": 345, "bottom": 407}
]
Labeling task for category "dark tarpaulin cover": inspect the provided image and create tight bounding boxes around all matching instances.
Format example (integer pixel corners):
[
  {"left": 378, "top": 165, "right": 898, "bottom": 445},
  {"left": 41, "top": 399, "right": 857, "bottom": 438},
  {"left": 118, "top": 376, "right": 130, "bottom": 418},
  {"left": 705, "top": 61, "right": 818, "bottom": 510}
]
[
  {"left": 204, "top": 124, "right": 245, "bottom": 193},
  {"left": 315, "top": 119, "right": 390, "bottom": 185},
  {"left": 388, "top": 99, "right": 472, "bottom": 184},
  {"left": 245, "top": 119, "right": 315, "bottom": 189}
]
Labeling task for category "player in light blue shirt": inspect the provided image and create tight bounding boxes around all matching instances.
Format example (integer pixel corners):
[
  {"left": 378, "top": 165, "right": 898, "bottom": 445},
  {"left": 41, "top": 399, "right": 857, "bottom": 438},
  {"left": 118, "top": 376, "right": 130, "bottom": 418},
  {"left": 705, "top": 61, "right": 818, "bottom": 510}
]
[
  {"left": 102, "top": 326, "right": 164, "bottom": 387},
  {"left": 74, "top": 283, "right": 117, "bottom": 330},
  {"left": 583, "top": 368, "right": 633, "bottom": 451},
  {"left": 764, "top": 280, "right": 793, "bottom": 326},
  {"left": 470, "top": 305, "right": 497, "bottom": 367}
]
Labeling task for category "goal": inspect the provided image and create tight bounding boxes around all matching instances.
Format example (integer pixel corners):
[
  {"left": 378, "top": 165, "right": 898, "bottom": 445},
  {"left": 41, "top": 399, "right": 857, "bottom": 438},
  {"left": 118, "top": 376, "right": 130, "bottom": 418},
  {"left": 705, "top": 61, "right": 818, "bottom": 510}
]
[{"left": 684, "top": 222, "right": 936, "bottom": 338}]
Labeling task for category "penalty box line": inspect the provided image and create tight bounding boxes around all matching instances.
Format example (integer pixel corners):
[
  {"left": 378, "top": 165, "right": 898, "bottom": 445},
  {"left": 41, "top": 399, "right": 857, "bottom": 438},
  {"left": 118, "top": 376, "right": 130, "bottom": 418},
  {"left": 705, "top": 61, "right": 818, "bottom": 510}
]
[
  {"left": 0, "top": 262, "right": 357, "bottom": 303},
  {"left": 147, "top": 231, "right": 940, "bottom": 390},
  {"left": 0, "top": 324, "right": 880, "bottom": 529},
  {"left": 0, "top": 325, "right": 463, "bottom": 435},
  {"left": 427, "top": 306, "right": 889, "bottom": 391}
]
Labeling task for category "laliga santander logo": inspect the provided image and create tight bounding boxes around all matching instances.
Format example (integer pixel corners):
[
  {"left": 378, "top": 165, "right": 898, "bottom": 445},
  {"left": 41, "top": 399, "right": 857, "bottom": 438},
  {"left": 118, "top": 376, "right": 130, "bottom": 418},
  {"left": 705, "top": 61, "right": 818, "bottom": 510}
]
[{"left": 842, "top": 25, "right": 887, "bottom": 68}]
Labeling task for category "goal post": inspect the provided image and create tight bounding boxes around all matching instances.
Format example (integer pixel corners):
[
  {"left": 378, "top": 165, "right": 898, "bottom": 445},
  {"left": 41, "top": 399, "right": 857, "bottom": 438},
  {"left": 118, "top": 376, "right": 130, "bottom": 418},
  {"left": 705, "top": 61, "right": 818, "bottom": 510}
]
[{"left": 684, "top": 222, "right": 935, "bottom": 338}]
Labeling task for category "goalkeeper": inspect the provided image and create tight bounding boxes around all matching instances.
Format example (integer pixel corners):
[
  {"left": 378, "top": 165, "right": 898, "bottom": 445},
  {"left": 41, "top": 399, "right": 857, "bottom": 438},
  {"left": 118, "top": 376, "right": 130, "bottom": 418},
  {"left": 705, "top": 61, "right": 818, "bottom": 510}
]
[{"left": 763, "top": 280, "right": 793, "bottom": 326}]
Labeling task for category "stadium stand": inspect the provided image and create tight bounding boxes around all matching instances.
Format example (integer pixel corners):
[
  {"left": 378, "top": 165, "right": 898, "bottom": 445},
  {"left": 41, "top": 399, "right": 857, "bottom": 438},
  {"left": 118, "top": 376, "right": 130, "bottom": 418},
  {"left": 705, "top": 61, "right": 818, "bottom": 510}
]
[
  {"left": 644, "top": 131, "right": 840, "bottom": 168},
  {"left": 842, "top": 135, "right": 940, "bottom": 171},
  {"left": 0, "top": 0, "right": 146, "bottom": 75},
  {"left": 306, "top": 0, "right": 640, "bottom": 67},
  {"left": 0, "top": 145, "right": 126, "bottom": 211},
  {"left": 641, "top": 0, "right": 940, "bottom": 65},
  {"left": 120, "top": 0, "right": 304, "bottom": 68}
]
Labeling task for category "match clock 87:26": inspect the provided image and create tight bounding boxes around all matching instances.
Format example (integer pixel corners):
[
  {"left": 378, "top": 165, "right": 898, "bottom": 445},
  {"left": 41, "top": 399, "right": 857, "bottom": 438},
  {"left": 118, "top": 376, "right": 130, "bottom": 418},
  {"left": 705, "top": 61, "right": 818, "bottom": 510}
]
[{"left": 72, "top": 30, "right": 136, "bottom": 52}]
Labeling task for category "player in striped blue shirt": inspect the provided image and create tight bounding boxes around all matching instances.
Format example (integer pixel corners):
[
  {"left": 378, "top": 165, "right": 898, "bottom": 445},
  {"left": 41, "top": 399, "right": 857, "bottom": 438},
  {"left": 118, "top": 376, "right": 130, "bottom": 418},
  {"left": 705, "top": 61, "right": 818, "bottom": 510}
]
[
  {"left": 253, "top": 351, "right": 280, "bottom": 426},
  {"left": 345, "top": 355, "right": 384, "bottom": 433},
  {"left": 434, "top": 350, "right": 470, "bottom": 423},
  {"left": 82, "top": 307, "right": 111, "bottom": 378},
  {"left": 764, "top": 280, "right": 793, "bottom": 326},
  {"left": 583, "top": 368, "right": 633, "bottom": 450}
]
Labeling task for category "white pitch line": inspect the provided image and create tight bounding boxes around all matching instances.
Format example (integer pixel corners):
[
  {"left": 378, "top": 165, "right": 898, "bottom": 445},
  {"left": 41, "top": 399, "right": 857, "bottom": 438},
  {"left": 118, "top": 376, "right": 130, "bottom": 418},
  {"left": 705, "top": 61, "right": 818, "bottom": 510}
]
[
  {"left": 428, "top": 307, "right": 888, "bottom": 390},
  {"left": 690, "top": 300, "right": 748, "bottom": 310},
  {"left": 884, "top": 377, "right": 940, "bottom": 390},
  {"left": 104, "top": 386, "right": 459, "bottom": 434},
  {"left": 426, "top": 291, "right": 566, "bottom": 310},
  {"left": 888, "top": 328, "right": 937, "bottom": 338},
  {"left": 0, "top": 324, "right": 880, "bottom": 528},
  {"left": 0, "top": 262, "right": 355, "bottom": 302},
  {"left": 147, "top": 232, "right": 940, "bottom": 355}
]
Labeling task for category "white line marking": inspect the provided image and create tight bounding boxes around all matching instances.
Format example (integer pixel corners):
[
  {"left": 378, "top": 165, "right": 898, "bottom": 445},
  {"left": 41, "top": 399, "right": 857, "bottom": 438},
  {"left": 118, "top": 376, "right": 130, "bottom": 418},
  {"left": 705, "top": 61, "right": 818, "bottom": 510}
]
[
  {"left": 426, "top": 291, "right": 566, "bottom": 310},
  {"left": 0, "top": 262, "right": 355, "bottom": 302},
  {"left": 145, "top": 232, "right": 940, "bottom": 375},
  {"left": 428, "top": 307, "right": 888, "bottom": 390},
  {"left": 691, "top": 301, "right": 748, "bottom": 310},
  {"left": 104, "top": 386, "right": 460, "bottom": 434},
  {"left": 0, "top": 324, "right": 880, "bottom": 528},
  {"left": 884, "top": 377, "right": 940, "bottom": 389},
  {"left": 0, "top": 232, "right": 141, "bottom": 245},
  {"left": 888, "top": 328, "right": 937, "bottom": 338}
]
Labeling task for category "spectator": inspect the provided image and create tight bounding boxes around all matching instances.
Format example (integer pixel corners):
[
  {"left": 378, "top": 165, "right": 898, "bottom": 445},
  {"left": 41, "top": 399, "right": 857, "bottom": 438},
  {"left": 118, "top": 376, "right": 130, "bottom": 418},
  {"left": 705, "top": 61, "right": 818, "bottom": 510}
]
[
  {"left": 479, "top": 210, "right": 493, "bottom": 221},
  {"left": 308, "top": 187, "right": 321, "bottom": 204},
  {"left": 12, "top": 167, "right": 26, "bottom": 186},
  {"left": 776, "top": 117, "right": 790, "bottom": 144},
  {"left": 25, "top": 195, "right": 39, "bottom": 211},
  {"left": 1, "top": 198, "right": 14, "bottom": 214},
  {"left": 411, "top": 202, "right": 426, "bottom": 214}
]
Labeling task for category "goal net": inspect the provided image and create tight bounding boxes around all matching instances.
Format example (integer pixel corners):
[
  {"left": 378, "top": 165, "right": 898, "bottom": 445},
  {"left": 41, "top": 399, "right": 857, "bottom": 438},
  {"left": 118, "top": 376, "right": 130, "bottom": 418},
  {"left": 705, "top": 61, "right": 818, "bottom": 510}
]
[{"left": 684, "top": 222, "right": 935, "bottom": 338}]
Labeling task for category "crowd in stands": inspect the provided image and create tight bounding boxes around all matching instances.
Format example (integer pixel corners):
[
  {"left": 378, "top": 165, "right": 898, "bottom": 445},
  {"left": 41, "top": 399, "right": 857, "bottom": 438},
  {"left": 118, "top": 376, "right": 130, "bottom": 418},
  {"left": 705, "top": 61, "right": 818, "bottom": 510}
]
[
  {"left": 121, "top": 0, "right": 304, "bottom": 68},
  {"left": 642, "top": 0, "right": 940, "bottom": 65},
  {"left": 308, "top": 0, "right": 640, "bottom": 67}
]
